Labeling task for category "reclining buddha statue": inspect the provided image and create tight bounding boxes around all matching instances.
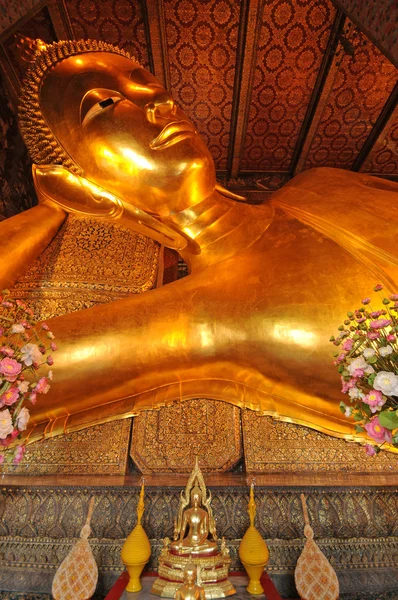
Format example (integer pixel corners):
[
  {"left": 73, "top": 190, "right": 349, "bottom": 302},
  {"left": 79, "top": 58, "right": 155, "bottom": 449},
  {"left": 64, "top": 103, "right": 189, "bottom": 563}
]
[{"left": 2, "top": 38, "right": 398, "bottom": 448}]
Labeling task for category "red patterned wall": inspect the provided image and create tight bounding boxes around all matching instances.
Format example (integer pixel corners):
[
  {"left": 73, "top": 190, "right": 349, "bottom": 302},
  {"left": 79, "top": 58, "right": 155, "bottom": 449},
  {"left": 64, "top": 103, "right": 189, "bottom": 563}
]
[
  {"left": 66, "top": 0, "right": 150, "bottom": 68},
  {"left": 304, "top": 23, "right": 396, "bottom": 170},
  {"left": 163, "top": 0, "right": 241, "bottom": 170},
  {"left": 240, "top": 0, "right": 336, "bottom": 172},
  {"left": 361, "top": 106, "right": 398, "bottom": 174}
]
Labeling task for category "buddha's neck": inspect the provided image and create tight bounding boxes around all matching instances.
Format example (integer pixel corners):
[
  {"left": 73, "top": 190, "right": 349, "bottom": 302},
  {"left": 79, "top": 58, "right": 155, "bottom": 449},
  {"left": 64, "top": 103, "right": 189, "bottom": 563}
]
[{"left": 169, "top": 190, "right": 272, "bottom": 273}]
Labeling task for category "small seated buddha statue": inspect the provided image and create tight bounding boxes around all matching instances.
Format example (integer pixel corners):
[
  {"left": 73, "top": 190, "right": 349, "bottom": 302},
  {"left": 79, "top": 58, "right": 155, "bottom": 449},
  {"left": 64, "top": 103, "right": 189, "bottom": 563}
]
[
  {"left": 152, "top": 459, "right": 235, "bottom": 598},
  {"left": 170, "top": 486, "right": 217, "bottom": 556},
  {"left": 175, "top": 563, "right": 206, "bottom": 600}
]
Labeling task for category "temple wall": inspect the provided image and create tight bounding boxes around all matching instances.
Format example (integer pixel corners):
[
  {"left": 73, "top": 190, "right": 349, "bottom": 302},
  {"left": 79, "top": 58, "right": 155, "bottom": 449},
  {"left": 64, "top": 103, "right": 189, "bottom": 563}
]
[{"left": 0, "top": 481, "right": 397, "bottom": 596}]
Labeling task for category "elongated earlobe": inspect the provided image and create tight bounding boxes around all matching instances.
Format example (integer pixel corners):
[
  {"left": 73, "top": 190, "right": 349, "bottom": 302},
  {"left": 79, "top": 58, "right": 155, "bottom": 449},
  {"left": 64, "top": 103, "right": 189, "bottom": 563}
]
[{"left": 32, "top": 164, "right": 190, "bottom": 251}]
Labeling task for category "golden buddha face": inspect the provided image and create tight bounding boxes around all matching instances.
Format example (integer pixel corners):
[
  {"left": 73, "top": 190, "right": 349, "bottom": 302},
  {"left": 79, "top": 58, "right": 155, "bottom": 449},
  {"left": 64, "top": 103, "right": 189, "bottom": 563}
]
[
  {"left": 190, "top": 488, "right": 202, "bottom": 507},
  {"left": 38, "top": 52, "right": 215, "bottom": 218}
]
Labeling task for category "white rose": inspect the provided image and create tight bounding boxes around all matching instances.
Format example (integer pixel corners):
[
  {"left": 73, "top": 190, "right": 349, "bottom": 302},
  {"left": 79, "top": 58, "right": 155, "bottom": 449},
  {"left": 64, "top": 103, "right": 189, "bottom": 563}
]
[
  {"left": 363, "top": 348, "right": 376, "bottom": 359},
  {"left": 344, "top": 406, "right": 352, "bottom": 417},
  {"left": 16, "top": 407, "right": 30, "bottom": 431},
  {"left": 348, "top": 356, "right": 374, "bottom": 375},
  {"left": 20, "top": 343, "right": 42, "bottom": 367},
  {"left": 17, "top": 381, "right": 30, "bottom": 393},
  {"left": 373, "top": 371, "right": 398, "bottom": 396},
  {"left": 0, "top": 409, "right": 14, "bottom": 439},
  {"left": 379, "top": 345, "right": 393, "bottom": 357},
  {"left": 348, "top": 387, "right": 361, "bottom": 399},
  {"left": 11, "top": 324, "right": 25, "bottom": 334}
]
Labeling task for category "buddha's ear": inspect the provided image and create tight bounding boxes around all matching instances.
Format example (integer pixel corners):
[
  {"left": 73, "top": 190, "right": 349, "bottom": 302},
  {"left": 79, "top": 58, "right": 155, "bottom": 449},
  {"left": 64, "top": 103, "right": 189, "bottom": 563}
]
[
  {"left": 32, "top": 164, "right": 189, "bottom": 251},
  {"left": 215, "top": 182, "right": 247, "bottom": 202}
]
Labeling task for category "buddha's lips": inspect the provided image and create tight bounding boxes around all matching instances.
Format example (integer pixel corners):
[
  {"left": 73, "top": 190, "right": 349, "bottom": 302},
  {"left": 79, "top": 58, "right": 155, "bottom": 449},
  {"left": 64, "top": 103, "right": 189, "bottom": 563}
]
[{"left": 150, "top": 120, "right": 196, "bottom": 149}]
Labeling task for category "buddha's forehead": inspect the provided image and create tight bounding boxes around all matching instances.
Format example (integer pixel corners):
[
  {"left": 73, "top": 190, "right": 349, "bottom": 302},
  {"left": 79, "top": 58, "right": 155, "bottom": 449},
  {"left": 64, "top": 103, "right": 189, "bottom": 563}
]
[
  {"left": 40, "top": 52, "right": 144, "bottom": 104},
  {"left": 39, "top": 51, "right": 152, "bottom": 140}
]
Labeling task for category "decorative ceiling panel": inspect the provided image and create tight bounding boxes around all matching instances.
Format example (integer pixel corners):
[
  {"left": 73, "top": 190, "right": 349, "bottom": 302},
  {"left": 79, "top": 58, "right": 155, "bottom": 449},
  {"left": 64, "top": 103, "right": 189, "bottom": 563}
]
[
  {"left": 3, "top": 6, "right": 56, "bottom": 84},
  {"left": 303, "top": 22, "right": 397, "bottom": 170},
  {"left": 361, "top": 106, "right": 398, "bottom": 174},
  {"left": 240, "top": 0, "right": 336, "bottom": 172},
  {"left": 162, "top": 0, "right": 241, "bottom": 170},
  {"left": 66, "top": 0, "right": 150, "bottom": 68}
]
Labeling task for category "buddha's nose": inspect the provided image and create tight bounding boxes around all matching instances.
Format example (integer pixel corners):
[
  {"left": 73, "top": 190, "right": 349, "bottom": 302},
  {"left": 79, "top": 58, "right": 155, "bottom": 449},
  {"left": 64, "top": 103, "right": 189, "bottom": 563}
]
[{"left": 145, "top": 93, "right": 176, "bottom": 124}]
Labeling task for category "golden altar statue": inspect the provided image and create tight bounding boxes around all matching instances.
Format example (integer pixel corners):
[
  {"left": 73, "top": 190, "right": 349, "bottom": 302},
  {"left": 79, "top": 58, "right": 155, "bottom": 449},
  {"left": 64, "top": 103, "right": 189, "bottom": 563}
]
[
  {"left": 152, "top": 459, "right": 235, "bottom": 598},
  {"left": 1, "top": 38, "right": 398, "bottom": 449},
  {"left": 175, "top": 563, "right": 206, "bottom": 600}
]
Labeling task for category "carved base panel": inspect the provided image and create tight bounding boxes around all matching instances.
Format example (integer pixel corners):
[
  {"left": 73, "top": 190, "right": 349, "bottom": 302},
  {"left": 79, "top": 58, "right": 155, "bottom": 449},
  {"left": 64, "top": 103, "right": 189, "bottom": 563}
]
[
  {"left": 242, "top": 411, "right": 398, "bottom": 472},
  {"left": 0, "top": 484, "right": 397, "bottom": 597},
  {"left": 0, "top": 419, "right": 131, "bottom": 475},
  {"left": 131, "top": 399, "right": 242, "bottom": 473}
]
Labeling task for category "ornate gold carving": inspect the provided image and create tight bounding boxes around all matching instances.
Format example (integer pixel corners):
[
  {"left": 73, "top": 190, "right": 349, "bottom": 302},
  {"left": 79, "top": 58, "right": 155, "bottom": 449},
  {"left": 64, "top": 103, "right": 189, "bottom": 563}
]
[
  {"left": 242, "top": 411, "right": 398, "bottom": 472},
  {"left": 130, "top": 399, "right": 242, "bottom": 473},
  {"left": 0, "top": 419, "right": 131, "bottom": 475},
  {"left": 11, "top": 214, "right": 160, "bottom": 320}
]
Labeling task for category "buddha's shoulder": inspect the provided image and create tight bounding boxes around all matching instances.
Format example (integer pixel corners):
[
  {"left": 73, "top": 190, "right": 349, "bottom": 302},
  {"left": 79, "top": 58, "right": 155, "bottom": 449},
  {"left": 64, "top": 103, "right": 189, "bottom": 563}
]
[{"left": 270, "top": 167, "right": 397, "bottom": 254}]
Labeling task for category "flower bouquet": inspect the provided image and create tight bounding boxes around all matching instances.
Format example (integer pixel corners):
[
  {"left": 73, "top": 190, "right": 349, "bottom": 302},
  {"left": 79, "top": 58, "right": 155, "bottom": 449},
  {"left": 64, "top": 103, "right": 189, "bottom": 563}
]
[
  {"left": 330, "top": 284, "right": 398, "bottom": 455},
  {"left": 0, "top": 289, "right": 57, "bottom": 466}
]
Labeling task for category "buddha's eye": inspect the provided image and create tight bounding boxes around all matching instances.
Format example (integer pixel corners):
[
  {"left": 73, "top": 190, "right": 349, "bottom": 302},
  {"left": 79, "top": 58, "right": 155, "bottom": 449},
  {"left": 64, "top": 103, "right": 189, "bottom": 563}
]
[
  {"left": 99, "top": 98, "right": 116, "bottom": 109},
  {"left": 81, "top": 90, "right": 124, "bottom": 124}
]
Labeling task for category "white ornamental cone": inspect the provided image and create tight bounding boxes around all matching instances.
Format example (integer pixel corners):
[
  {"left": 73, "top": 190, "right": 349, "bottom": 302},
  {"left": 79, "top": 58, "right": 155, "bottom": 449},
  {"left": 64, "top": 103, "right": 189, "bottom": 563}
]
[
  {"left": 52, "top": 497, "right": 98, "bottom": 600},
  {"left": 295, "top": 493, "right": 339, "bottom": 600}
]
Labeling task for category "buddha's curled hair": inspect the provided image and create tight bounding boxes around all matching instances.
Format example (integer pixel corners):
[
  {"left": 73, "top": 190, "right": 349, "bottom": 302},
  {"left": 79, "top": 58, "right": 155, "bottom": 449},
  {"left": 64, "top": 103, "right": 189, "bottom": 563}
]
[{"left": 18, "top": 39, "right": 140, "bottom": 175}]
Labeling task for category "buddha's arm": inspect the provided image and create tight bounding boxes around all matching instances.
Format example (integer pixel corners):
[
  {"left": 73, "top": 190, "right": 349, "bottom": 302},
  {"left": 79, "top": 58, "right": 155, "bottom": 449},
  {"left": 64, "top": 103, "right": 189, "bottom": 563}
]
[
  {"left": 180, "top": 512, "right": 189, "bottom": 540},
  {"left": 0, "top": 201, "right": 66, "bottom": 289}
]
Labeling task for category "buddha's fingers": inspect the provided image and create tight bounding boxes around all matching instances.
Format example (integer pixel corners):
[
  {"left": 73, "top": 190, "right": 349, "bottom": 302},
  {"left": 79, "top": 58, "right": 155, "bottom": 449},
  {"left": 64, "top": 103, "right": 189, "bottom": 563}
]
[{"left": 0, "top": 200, "right": 66, "bottom": 289}]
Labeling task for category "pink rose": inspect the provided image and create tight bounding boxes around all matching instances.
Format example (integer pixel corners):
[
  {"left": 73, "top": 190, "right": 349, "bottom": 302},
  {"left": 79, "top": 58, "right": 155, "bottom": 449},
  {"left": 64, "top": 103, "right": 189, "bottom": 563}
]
[
  {"left": 365, "top": 444, "right": 376, "bottom": 456},
  {"left": 342, "top": 339, "right": 354, "bottom": 351},
  {"left": 0, "top": 346, "right": 14, "bottom": 356},
  {"left": 353, "top": 368, "right": 364, "bottom": 378},
  {"left": 47, "top": 356, "right": 54, "bottom": 366},
  {"left": 1, "top": 386, "right": 19, "bottom": 406},
  {"left": 36, "top": 377, "right": 50, "bottom": 394},
  {"left": 361, "top": 298, "right": 371, "bottom": 305},
  {"left": 0, "top": 357, "right": 22, "bottom": 382},
  {"left": 365, "top": 416, "right": 392, "bottom": 444},
  {"left": 374, "top": 284, "right": 383, "bottom": 291},
  {"left": 387, "top": 334, "right": 396, "bottom": 342},
  {"left": 369, "top": 311, "right": 383, "bottom": 318},
  {"left": 29, "top": 391, "right": 37, "bottom": 405},
  {"left": 367, "top": 331, "right": 380, "bottom": 340},
  {"left": 362, "top": 389, "right": 385, "bottom": 413},
  {"left": 389, "top": 294, "right": 398, "bottom": 301},
  {"left": 370, "top": 319, "right": 391, "bottom": 329},
  {"left": 50, "top": 342, "right": 58, "bottom": 352}
]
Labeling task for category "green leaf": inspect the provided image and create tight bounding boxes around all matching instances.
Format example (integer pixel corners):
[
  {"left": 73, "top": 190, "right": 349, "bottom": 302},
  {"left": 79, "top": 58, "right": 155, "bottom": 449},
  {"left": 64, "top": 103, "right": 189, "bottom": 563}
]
[
  {"left": 367, "top": 355, "right": 378, "bottom": 364},
  {"left": 354, "top": 425, "right": 365, "bottom": 433},
  {"left": 392, "top": 433, "right": 398, "bottom": 445},
  {"left": 353, "top": 412, "right": 363, "bottom": 422},
  {"left": 367, "top": 373, "right": 376, "bottom": 385},
  {"left": 362, "top": 403, "right": 371, "bottom": 417},
  {"left": 378, "top": 410, "right": 398, "bottom": 430},
  {"left": 339, "top": 401, "right": 346, "bottom": 414}
]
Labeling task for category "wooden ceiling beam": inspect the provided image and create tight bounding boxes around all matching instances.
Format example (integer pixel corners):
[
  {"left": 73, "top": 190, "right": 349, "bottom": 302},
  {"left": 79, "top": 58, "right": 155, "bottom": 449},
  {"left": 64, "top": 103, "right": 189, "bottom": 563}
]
[
  {"left": 352, "top": 82, "right": 398, "bottom": 172},
  {"left": 291, "top": 9, "right": 345, "bottom": 176},
  {"left": 144, "top": 0, "right": 169, "bottom": 90},
  {"left": 227, "top": 0, "right": 262, "bottom": 180},
  {"left": 331, "top": 0, "right": 397, "bottom": 67}
]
